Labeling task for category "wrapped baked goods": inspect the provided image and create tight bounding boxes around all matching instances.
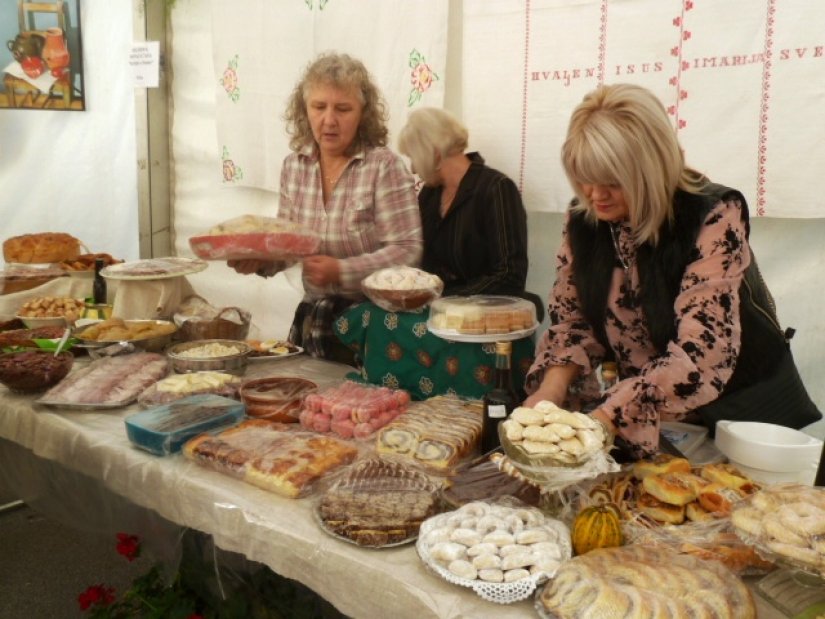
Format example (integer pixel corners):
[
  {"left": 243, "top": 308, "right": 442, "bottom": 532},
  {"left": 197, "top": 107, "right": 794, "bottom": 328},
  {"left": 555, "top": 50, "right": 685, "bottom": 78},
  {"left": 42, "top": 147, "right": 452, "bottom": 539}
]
[
  {"left": 731, "top": 483, "right": 825, "bottom": 577},
  {"left": 188, "top": 215, "right": 320, "bottom": 261},
  {"left": 428, "top": 295, "right": 537, "bottom": 337},
  {"left": 38, "top": 352, "right": 170, "bottom": 408},
  {"left": 298, "top": 380, "right": 410, "bottom": 439},
  {"left": 183, "top": 419, "right": 359, "bottom": 498},
  {"left": 442, "top": 459, "right": 542, "bottom": 510},
  {"left": 316, "top": 456, "right": 441, "bottom": 547},
  {"left": 417, "top": 500, "right": 571, "bottom": 604},
  {"left": 536, "top": 544, "right": 756, "bottom": 618},
  {"left": 362, "top": 266, "right": 443, "bottom": 312},
  {"left": 375, "top": 396, "right": 483, "bottom": 472},
  {"left": 239, "top": 376, "right": 317, "bottom": 422},
  {"left": 137, "top": 371, "right": 243, "bottom": 407},
  {"left": 3, "top": 232, "right": 82, "bottom": 264},
  {"left": 125, "top": 393, "right": 246, "bottom": 456}
]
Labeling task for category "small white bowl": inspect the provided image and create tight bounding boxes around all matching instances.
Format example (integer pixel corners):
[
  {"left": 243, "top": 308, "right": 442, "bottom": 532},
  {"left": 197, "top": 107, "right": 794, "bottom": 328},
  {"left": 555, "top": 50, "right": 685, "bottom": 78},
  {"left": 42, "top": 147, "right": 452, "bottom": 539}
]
[
  {"left": 16, "top": 315, "right": 68, "bottom": 329},
  {"left": 715, "top": 420, "right": 822, "bottom": 483}
]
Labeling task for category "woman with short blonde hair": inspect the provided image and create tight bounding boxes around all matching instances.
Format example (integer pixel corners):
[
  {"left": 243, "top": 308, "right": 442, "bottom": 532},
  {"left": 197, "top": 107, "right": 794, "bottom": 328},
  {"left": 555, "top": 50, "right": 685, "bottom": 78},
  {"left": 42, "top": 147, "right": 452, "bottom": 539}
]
[{"left": 398, "top": 107, "right": 468, "bottom": 185}]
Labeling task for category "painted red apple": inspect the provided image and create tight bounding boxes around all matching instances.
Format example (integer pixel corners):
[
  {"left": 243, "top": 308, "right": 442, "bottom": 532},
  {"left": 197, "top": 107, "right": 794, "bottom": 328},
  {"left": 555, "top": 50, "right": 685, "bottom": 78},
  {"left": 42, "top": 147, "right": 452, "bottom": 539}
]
[{"left": 20, "top": 55, "right": 45, "bottom": 78}]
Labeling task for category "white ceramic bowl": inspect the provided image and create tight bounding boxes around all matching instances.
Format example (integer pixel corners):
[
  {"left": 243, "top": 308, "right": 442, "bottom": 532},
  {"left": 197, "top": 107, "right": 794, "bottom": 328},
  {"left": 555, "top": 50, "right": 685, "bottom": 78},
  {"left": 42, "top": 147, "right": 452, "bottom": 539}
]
[
  {"left": 16, "top": 315, "right": 68, "bottom": 329},
  {"left": 715, "top": 420, "right": 822, "bottom": 484}
]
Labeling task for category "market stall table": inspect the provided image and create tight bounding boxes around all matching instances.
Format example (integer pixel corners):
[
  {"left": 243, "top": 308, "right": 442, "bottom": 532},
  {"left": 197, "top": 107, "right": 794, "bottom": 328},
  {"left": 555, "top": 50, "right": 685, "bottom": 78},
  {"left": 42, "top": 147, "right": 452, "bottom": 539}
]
[{"left": 0, "top": 354, "right": 793, "bottom": 618}]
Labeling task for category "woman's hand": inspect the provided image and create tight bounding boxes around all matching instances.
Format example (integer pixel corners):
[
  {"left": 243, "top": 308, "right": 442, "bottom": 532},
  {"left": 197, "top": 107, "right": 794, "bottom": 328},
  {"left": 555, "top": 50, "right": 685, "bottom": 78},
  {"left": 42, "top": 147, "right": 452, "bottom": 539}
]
[
  {"left": 522, "top": 363, "right": 581, "bottom": 408},
  {"left": 227, "top": 259, "right": 283, "bottom": 278},
  {"left": 589, "top": 408, "right": 617, "bottom": 437},
  {"left": 303, "top": 255, "right": 340, "bottom": 288}
]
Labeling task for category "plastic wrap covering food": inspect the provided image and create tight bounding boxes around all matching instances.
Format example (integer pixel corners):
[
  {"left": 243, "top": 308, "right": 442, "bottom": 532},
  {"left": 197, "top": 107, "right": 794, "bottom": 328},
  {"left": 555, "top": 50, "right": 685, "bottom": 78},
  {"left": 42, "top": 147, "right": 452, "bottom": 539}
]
[
  {"left": 315, "top": 456, "right": 442, "bottom": 547},
  {"left": 37, "top": 352, "right": 170, "bottom": 408},
  {"left": 361, "top": 267, "right": 443, "bottom": 312},
  {"left": 1, "top": 263, "right": 66, "bottom": 294},
  {"left": 74, "top": 319, "right": 177, "bottom": 351},
  {"left": 535, "top": 544, "right": 756, "bottom": 619},
  {"left": 298, "top": 380, "right": 411, "bottom": 439},
  {"left": 442, "top": 459, "right": 542, "bottom": 510},
  {"left": 495, "top": 401, "right": 619, "bottom": 490},
  {"left": 731, "top": 483, "right": 825, "bottom": 578},
  {"left": 173, "top": 295, "right": 251, "bottom": 342},
  {"left": 428, "top": 295, "right": 537, "bottom": 338},
  {"left": 137, "top": 371, "right": 243, "bottom": 407},
  {"left": 375, "top": 396, "right": 483, "bottom": 472},
  {"left": 239, "top": 376, "right": 317, "bottom": 423},
  {"left": 416, "top": 500, "right": 571, "bottom": 604},
  {"left": 125, "top": 393, "right": 246, "bottom": 456},
  {"left": 562, "top": 457, "right": 774, "bottom": 575},
  {"left": 182, "top": 419, "right": 359, "bottom": 498},
  {"left": 188, "top": 215, "right": 321, "bottom": 261}
]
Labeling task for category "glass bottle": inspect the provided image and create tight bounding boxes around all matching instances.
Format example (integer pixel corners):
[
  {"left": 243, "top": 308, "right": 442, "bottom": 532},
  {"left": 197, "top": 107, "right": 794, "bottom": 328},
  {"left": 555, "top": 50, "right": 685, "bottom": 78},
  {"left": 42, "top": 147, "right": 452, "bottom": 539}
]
[
  {"left": 481, "top": 341, "right": 519, "bottom": 453},
  {"left": 93, "top": 258, "right": 107, "bottom": 304},
  {"left": 601, "top": 361, "right": 618, "bottom": 393}
]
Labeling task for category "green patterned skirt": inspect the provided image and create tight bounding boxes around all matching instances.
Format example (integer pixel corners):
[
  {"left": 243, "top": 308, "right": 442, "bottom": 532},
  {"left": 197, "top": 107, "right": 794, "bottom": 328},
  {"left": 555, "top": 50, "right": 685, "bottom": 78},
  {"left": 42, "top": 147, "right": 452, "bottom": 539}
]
[{"left": 334, "top": 302, "right": 536, "bottom": 401}]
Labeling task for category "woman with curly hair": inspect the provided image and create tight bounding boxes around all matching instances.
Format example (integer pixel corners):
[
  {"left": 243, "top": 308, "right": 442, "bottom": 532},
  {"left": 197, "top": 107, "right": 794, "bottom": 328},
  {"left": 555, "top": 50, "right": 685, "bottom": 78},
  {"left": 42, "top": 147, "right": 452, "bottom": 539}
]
[{"left": 231, "top": 52, "right": 422, "bottom": 362}]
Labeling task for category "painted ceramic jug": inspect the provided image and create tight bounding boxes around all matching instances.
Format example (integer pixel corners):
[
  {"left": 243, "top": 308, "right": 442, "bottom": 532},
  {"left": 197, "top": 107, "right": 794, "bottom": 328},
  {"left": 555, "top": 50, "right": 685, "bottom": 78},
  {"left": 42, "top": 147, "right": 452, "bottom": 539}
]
[
  {"left": 6, "top": 32, "right": 45, "bottom": 62},
  {"left": 42, "top": 27, "right": 70, "bottom": 75}
]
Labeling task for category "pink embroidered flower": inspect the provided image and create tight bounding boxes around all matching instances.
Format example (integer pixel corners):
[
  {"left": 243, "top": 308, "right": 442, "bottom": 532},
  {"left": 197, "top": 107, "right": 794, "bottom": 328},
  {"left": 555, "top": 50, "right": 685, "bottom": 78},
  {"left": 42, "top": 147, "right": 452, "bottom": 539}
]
[
  {"left": 221, "top": 68, "right": 238, "bottom": 94},
  {"left": 223, "top": 159, "right": 237, "bottom": 181},
  {"left": 78, "top": 584, "right": 116, "bottom": 611},
  {"left": 411, "top": 63, "right": 434, "bottom": 93}
]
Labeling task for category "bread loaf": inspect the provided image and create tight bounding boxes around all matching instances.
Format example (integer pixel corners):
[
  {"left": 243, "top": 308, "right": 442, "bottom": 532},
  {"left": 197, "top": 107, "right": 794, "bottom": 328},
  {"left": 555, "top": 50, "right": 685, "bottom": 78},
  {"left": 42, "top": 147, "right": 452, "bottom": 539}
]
[{"left": 3, "top": 233, "right": 81, "bottom": 264}]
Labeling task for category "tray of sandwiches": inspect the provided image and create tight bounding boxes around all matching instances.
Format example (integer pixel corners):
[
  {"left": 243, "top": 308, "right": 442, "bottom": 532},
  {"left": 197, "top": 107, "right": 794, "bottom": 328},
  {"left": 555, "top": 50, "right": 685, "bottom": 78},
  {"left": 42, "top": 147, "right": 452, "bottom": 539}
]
[{"left": 315, "top": 456, "right": 442, "bottom": 548}]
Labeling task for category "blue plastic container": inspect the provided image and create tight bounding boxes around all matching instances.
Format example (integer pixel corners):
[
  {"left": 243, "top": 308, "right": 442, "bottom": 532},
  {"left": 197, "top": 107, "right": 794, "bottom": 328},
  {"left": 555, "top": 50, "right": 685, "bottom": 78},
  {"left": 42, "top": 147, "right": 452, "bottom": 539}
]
[{"left": 125, "top": 393, "right": 245, "bottom": 456}]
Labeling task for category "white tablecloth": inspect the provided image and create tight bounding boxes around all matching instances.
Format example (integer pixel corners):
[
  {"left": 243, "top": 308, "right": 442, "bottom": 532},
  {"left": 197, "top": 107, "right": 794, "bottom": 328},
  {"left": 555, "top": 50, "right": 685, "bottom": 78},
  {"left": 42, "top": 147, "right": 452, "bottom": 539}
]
[{"left": 0, "top": 354, "right": 789, "bottom": 618}]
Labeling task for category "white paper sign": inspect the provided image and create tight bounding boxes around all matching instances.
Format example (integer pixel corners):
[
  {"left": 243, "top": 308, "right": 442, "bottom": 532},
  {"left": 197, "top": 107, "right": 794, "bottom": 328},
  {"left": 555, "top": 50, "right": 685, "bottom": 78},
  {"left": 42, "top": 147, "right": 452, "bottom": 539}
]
[{"left": 129, "top": 41, "right": 160, "bottom": 88}]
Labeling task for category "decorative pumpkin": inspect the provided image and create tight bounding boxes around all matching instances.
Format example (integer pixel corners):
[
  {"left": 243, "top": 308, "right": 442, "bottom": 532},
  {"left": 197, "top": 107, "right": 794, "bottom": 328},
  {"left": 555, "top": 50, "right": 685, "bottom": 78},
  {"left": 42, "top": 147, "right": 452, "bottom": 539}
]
[{"left": 571, "top": 503, "right": 624, "bottom": 556}]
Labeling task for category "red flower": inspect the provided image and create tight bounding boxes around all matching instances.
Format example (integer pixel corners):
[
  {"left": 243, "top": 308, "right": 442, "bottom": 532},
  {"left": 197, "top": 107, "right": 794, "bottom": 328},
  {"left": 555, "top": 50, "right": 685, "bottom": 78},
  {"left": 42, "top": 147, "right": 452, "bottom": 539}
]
[
  {"left": 78, "top": 584, "right": 115, "bottom": 611},
  {"left": 115, "top": 532, "right": 141, "bottom": 562}
]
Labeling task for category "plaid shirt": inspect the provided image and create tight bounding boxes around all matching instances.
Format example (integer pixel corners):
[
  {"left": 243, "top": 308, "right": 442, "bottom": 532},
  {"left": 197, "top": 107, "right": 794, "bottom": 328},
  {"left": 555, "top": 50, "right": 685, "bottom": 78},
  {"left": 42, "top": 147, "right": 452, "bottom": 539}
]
[{"left": 279, "top": 145, "right": 422, "bottom": 300}]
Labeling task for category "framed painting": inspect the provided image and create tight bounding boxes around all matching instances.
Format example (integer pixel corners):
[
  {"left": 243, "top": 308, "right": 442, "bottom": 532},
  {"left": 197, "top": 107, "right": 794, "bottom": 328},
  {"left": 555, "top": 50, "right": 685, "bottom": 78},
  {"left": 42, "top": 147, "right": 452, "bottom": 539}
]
[{"left": 0, "top": 0, "right": 85, "bottom": 110}]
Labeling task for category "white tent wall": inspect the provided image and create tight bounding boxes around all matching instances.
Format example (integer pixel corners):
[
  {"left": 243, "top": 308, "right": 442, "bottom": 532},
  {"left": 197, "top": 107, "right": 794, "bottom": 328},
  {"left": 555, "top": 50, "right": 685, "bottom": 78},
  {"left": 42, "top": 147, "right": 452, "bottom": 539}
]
[
  {"left": 0, "top": 2, "right": 822, "bottom": 411},
  {"left": 0, "top": 0, "right": 140, "bottom": 266}
]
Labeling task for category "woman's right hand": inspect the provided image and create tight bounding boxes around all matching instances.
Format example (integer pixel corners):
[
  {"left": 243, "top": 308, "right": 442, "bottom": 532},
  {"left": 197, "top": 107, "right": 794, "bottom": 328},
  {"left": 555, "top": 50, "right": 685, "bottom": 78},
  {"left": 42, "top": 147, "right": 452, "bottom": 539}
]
[
  {"left": 227, "top": 259, "right": 283, "bottom": 278},
  {"left": 522, "top": 363, "right": 581, "bottom": 409}
]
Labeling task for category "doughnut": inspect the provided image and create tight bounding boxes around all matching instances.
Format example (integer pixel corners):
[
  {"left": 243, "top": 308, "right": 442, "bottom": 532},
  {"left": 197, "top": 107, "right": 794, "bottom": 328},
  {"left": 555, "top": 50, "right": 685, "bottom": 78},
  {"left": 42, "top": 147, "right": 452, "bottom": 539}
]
[
  {"left": 531, "top": 558, "right": 561, "bottom": 575},
  {"left": 483, "top": 530, "right": 515, "bottom": 547},
  {"left": 501, "top": 551, "right": 535, "bottom": 570},
  {"left": 459, "top": 517, "right": 479, "bottom": 530},
  {"left": 637, "top": 491, "right": 686, "bottom": 524},
  {"left": 504, "top": 514, "right": 525, "bottom": 534},
  {"left": 466, "top": 542, "right": 498, "bottom": 557},
  {"left": 642, "top": 473, "right": 699, "bottom": 506},
  {"left": 751, "top": 490, "right": 780, "bottom": 512},
  {"left": 474, "top": 515, "right": 506, "bottom": 534},
  {"left": 429, "top": 541, "right": 466, "bottom": 563},
  {"left": 521, "top": 440, "right": 560, "bottom": 455},
  {"left": 531, "top": 541, "right": 564, "bottom": 560},
  {"left": 632, "top": 453, "right": 691, "bottom": 480},
  {"left": 547, "top": 422, "right": 576, "bottom": 439},
  {"left": 423, "top": 527, "right": 452, "bottom": 545},
  {"left": 764, "top": 512, "right": 809, "bottom": 547},
  {"left": 501, "top": 418, "right": 524, "bottom": 441},
  {"left": 778, "top": 501, "right": 825, "bottom": 537},
  {"left": 477, "top": 568, "right": 504, "bottom": 582},
  {"left": 459, "top": 502, "right": 489, "bottom": 517},
  {"left": 730, "top": 506, "right": 764, "bottom": 537},
  {"left": 523, "top": 424, "right": 561, "bottom": 443},
  {"left": 511, "top": 407, "right": 545, "bottom": 425},
  {"left": 766, "top": 540, "right": 820, "bottom": 566},
  {"left": 516, "top": 528, "right": 551, "bottom": 544}
]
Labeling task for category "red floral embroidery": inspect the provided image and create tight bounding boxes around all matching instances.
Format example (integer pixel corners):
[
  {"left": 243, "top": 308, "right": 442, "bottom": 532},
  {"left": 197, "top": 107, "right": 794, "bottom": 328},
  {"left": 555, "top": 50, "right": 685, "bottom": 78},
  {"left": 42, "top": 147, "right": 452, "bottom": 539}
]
[
  {"left": 77, "top": 584, "right": 115, "bottom": 610},
  {"left": 115, "top": 532, "right": 141, "bottom": 562}
]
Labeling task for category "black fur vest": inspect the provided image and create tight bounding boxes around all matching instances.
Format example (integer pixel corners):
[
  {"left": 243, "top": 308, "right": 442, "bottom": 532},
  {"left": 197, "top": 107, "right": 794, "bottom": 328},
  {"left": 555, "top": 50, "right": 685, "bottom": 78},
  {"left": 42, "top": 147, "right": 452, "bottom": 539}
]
[{"left": 567, "top": 184, "right": 787, "bottom": 395}]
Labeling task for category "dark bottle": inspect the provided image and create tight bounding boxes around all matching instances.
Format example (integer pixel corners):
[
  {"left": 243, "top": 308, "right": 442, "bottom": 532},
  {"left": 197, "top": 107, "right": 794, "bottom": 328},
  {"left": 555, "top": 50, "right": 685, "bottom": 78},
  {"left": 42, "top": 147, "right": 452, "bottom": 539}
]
[
  {"left": 481, "top": 341, "right": 519, "bottom": 453},
  {"left": 815, "top": 439, "right": 825, "bottom": 487},
  {"left": 93, "top": 258, "right": 107, "bottom": 304}
]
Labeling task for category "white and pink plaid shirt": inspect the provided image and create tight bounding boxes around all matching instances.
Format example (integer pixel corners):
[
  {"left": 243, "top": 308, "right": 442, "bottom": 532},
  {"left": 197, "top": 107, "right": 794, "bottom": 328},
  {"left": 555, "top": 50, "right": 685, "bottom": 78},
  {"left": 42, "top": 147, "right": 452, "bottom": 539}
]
[{"left": 279, "top": 145, "right": 422, "bottom": 300}]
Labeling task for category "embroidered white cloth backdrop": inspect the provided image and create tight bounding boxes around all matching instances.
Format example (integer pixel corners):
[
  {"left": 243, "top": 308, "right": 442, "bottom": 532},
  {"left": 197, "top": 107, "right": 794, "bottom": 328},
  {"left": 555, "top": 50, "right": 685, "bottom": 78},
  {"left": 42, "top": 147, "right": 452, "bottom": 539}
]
[
  {"left": 463, "top": 0, "right": 825, "bottom": 217},
  {"left": 211, "top": 0, "right": 448, "bottom": 193}
]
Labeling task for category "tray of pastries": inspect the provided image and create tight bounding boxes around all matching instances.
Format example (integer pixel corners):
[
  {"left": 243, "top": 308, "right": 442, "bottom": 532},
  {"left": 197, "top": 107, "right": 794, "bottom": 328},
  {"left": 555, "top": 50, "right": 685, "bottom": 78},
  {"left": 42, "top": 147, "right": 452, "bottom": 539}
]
[
  {"left": 182, "top": 419, "right": 359, "bottom": 498},
  {"left": 731, "top": 483, "right": 825, "bottom": 578},
  {"left": 362, "top": 266, "right": 443, "bottom": 312},
  {"left": 375, "top": 396, "right": 483, "bottom": 472},
  {"left": 316, "top": 456, "right": 441, "bottom": 547},
  {"left": 189, "top": 215, "right": 320, "bottom": 261},
  {"left": 417, "top": 500, "right": 571, "bottom": 604},
  {"left": 536, "top": 544, "right": 755, "bottom": 618},
  {"left": 428, "top": 295, "right": 537, "bottom": 342}
]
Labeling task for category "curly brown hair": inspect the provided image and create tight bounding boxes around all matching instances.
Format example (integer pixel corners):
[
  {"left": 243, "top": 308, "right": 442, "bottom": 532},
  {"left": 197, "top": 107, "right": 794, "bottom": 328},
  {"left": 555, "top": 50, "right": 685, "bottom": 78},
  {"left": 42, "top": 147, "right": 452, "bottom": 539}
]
[{"left": 284, "top": 52, "right": 389, "bottom": 155}]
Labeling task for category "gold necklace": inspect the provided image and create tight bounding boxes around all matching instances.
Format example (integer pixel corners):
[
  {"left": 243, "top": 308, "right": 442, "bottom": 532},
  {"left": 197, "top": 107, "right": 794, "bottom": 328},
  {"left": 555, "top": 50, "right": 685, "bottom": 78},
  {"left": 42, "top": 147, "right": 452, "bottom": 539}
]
[{"left": 322, "top": 159, "right": 348, "bottom": 187}]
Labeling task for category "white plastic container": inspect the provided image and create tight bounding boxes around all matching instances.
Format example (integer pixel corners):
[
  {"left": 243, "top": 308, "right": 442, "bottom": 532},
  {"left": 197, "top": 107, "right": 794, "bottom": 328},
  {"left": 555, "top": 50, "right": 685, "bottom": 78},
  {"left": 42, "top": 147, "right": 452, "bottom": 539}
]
[{"left": 714, "top": 420, "right": 823, "bottom": 485}]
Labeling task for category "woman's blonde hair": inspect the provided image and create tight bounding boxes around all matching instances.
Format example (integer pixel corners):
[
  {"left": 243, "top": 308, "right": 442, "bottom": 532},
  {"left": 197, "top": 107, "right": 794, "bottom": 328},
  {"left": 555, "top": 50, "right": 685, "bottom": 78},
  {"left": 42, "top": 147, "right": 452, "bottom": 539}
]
[
  {"left": 284, "top": 52, "right": 388, "bottom": 154},
  {"left": 562, "top": 83, "right": 706, "bottom": 245},
  {"left": 397, "top": 107, "right": 469, "bottom": 185}
]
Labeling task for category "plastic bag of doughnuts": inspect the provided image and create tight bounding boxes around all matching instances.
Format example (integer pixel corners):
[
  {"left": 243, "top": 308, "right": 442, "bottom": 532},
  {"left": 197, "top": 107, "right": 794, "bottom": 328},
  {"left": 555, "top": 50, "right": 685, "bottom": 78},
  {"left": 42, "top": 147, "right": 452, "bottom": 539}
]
[{"left": 731, "top": 483, "right": 825, "bottom": 577}]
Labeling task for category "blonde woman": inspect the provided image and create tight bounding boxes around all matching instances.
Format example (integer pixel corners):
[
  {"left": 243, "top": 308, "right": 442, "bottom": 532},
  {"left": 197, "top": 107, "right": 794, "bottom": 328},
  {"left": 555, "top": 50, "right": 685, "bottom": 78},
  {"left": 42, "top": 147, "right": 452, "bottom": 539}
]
[
  {"left": 397, "top": 107, "right": 530, "bottom": 299},
  {"left": 525, "top": 83, "right": 819, "bottom": 459}
]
